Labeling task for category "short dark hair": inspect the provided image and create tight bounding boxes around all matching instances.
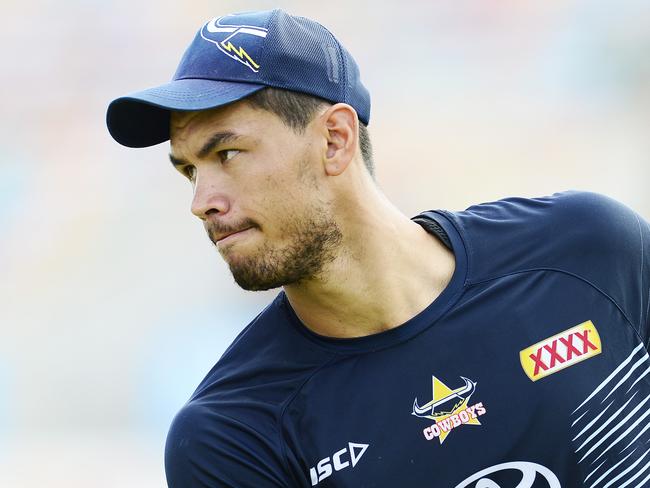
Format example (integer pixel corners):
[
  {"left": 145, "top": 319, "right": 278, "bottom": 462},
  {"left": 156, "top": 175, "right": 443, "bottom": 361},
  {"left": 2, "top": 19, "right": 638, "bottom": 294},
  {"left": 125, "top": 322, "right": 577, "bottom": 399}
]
[{"left": 246, "top": 87, "right": 374, "bottom": 177}]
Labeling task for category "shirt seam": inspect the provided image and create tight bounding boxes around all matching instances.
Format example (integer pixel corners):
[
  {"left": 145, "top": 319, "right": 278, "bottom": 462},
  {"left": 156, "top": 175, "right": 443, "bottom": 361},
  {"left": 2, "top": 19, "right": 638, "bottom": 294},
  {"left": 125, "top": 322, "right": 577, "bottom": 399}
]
[
  {"left": 187, "top": 409, "right": 288, "bottom": 487},
  {"left": 646, "top": 288, "right": 650, "bottom": 352},
  {"left": 634, "top": 211, "right": 650, "bottom": 351},
  {"left": 636, "top": 212, "right": 645, "bottom": 332},
  {"left": 277, "top": 355, "right": 342, "bottom": 485},
  {"left": 469, "top": 266, "right": 646, "bottom": 347},
  {"left": 435, "top": 209, "right": 473, "bottom": 286}
]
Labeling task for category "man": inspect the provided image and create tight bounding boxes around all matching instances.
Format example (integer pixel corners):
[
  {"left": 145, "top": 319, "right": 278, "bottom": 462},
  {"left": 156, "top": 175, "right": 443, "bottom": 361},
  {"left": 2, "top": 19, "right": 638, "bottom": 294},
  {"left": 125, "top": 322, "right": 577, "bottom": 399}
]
[{"left": 107, "top": 9, "right": 650, "bottom": 488}]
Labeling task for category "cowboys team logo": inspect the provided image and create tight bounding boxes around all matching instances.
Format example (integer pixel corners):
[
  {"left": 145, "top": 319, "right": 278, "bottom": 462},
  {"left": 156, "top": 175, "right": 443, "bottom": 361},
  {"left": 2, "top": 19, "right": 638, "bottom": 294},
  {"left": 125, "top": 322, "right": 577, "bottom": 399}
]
[
  {"left": 412, "top": 375, "right": 486, "bottom": 444},
  {"left": 200, "top": 16, "right": 268, "bottom": 72}
]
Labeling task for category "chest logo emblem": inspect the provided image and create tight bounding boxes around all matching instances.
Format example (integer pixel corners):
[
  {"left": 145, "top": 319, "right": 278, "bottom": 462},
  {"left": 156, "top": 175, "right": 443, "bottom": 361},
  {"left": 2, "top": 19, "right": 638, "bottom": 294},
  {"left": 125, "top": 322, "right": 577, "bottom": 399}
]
[
  {"left": 520, "top": 320, "right": 602, "bottom": 381},
  {"left": 412, "top": 375, "right": 487, "bottom": 444}
]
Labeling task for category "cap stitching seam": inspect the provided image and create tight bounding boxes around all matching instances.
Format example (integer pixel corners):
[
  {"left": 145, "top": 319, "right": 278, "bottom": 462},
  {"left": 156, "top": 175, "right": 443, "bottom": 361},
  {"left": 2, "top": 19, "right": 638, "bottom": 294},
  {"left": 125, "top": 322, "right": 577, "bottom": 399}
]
[
  {"left": 257, "top": 9, "right": 278, "bottom": 83},
  {"left": 307, "top": 19, "right": 347, "bottom": 104}
]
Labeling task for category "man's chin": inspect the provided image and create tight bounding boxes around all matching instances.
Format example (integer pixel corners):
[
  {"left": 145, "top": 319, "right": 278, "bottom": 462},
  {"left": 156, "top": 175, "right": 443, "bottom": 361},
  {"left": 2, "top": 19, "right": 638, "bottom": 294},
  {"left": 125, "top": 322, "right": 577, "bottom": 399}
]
[
  {"left": 218, "top": 251, "right": 282, "bottom": 291},
  {"left": 229, "top": 265, "right": 287, "bottom": 291},
  {"left": 234, "top": 278, "right": 283, "bottom": 292}
]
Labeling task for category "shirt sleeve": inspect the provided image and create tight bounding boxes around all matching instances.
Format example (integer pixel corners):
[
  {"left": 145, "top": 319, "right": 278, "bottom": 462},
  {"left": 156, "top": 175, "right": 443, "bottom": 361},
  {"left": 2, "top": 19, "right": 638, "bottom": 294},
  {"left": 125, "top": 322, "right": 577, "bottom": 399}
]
[
  {"left": 454, "top": 190, "right": 650, "bottom": 348},
  {"left": 550, "top": 191, "right": 650, "bottom": 348},
  {"left": 165, "top": 402, "right": 293, "bottom": 488}
]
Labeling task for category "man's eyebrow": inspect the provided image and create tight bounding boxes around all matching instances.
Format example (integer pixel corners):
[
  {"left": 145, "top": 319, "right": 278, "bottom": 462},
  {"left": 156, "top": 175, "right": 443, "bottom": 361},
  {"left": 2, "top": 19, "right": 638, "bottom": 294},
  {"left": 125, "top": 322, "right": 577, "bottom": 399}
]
[
  {"left": 168, "top": 131, "right": 242, "bottom": 168},
  {"left": 198, "top": 131, "right": 242, "bottom": 159}
]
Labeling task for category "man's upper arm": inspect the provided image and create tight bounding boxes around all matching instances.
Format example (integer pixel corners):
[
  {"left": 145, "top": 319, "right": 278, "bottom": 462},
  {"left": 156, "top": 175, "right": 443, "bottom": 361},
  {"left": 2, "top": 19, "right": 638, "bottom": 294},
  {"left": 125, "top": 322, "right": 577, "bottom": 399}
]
[
  {"left": 552, "top": 191, "right": 650, "bottom": 347},
  {"left": 165, "top": 402, "right": 291, "bottom": 488}
]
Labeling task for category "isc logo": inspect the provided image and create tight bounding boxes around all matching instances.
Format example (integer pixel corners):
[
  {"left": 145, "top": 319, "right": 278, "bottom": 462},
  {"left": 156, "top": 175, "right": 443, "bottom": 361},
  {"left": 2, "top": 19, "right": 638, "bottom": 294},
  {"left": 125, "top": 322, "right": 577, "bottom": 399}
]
[
  {"left": 520, "top": 320, "right": 602, "bottom": 381},
  {"left": 309, "top": 442, "right": 369, "bottom": 486}
]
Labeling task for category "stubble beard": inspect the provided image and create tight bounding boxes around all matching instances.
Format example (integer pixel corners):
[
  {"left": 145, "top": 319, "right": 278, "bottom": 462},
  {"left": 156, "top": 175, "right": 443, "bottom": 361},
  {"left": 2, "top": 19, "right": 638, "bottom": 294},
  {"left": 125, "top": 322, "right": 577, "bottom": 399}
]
[{"left": 208, "top": 202, "right": 343, "bottom": 291}]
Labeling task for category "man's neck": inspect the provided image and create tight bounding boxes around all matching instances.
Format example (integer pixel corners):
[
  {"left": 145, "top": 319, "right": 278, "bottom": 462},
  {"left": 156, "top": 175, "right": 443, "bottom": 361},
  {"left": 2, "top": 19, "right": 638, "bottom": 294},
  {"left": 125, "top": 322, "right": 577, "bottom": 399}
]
[{"left": 283, "top": 196, "right": 455, "bottom": 339}]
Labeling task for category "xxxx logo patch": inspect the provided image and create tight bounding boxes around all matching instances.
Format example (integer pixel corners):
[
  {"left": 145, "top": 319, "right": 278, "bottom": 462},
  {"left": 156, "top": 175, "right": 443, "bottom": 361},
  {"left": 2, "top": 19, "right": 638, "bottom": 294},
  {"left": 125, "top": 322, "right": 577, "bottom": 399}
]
[{"left": 520, "top": 320, "right": 601, "bottom": 381}]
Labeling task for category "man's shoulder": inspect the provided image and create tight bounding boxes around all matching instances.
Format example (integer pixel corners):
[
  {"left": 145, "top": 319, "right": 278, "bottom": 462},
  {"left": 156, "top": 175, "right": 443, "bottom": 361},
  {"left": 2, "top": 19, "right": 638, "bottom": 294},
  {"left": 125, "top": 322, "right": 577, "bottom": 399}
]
[
  {"left": 165, "top": 397, "right": 293, "bottom": 487},
  {"left": 454, "top": 189, "right": 622, "bottom": 235},
  {"left": 443, "top": 190, "right": 642, "bottom": 282}
]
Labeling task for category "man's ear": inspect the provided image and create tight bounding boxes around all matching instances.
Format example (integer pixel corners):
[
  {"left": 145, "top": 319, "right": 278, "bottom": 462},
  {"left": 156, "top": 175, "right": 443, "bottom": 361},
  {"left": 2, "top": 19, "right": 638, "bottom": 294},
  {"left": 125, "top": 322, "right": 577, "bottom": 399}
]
[{"left": 321, "top": 103, "right": 358, "bottom": 176}]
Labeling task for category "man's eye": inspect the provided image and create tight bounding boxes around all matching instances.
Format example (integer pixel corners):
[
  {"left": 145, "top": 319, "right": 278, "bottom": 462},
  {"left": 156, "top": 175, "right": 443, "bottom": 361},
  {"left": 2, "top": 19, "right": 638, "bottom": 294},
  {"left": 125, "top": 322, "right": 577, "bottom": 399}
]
[{"left": 218, "top": 149, "right": 239, "bottom": 162}]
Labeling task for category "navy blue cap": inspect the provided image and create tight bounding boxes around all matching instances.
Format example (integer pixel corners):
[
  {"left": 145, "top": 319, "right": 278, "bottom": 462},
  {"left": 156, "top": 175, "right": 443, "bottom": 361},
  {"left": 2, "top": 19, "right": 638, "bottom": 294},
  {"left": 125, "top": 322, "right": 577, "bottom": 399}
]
[{"left": 106, "top": 9, "right": 371, "bottom": 148}]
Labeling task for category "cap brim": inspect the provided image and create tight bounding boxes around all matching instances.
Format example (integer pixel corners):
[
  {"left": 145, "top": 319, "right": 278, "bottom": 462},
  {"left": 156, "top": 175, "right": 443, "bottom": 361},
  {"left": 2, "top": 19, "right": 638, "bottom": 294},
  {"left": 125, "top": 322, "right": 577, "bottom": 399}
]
[{"left": 106, "top": 79, "right": 266, "bottom": 148}]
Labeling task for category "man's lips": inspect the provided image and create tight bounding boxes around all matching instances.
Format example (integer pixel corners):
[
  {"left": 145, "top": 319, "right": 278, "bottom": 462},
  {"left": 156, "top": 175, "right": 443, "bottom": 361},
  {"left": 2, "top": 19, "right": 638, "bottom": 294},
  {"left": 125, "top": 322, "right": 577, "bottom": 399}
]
[
  {"left": 206, "top": 217, "right": 259, "bottom": 246},
  {"left": 215, "top": 227, "right": 254, "bottom": 245}
]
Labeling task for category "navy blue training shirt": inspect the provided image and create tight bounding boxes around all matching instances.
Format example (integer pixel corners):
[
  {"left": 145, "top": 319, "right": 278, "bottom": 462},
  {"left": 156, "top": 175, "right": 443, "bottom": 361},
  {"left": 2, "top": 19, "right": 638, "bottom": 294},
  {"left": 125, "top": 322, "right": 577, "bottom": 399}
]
[{"left": 165, "top": 190, "right": 650, "bottom": 487}]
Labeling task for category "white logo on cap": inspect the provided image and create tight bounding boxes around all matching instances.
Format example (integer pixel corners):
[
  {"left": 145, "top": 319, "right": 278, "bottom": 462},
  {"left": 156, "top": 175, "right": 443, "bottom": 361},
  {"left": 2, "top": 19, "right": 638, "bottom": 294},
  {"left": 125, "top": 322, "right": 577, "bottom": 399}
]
[{"left": 201, "top": 16, "right": 268, "bottom": 73}]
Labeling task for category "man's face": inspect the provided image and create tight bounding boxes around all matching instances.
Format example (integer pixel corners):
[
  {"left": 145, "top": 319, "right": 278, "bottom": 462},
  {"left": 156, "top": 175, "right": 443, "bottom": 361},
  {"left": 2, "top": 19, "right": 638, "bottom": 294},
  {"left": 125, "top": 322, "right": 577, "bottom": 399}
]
[{"left": 169, "top": 100, "right": 342, "bottom": 291}]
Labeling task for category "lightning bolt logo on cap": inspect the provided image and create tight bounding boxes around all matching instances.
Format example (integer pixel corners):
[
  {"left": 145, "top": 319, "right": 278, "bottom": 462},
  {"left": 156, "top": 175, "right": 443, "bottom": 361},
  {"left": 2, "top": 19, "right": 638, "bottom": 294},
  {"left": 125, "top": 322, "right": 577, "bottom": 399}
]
[{"left": 200, "top": 16, "right": 268, "bottom": 72}]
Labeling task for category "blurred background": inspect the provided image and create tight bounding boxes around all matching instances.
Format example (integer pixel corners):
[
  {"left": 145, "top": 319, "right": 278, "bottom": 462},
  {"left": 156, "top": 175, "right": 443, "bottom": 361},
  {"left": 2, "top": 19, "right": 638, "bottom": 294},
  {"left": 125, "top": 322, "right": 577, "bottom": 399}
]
[{"left": 1, "top": 0, "right": 649, "bottom": 486}]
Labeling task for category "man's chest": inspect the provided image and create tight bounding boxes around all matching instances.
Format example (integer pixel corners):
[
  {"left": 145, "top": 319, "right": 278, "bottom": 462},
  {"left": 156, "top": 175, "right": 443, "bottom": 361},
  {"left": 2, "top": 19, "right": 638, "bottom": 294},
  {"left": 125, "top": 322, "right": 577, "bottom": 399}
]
[{"left": 282, "top": 273, "right": 650, "bottom": 487}]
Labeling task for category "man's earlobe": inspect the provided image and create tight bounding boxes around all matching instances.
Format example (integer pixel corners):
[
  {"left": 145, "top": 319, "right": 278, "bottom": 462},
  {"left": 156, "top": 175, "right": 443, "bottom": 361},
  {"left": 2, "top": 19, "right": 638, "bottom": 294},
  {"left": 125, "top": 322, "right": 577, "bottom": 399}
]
[{"left": 324, "top": 157, "right": 346, "bottom": 176}]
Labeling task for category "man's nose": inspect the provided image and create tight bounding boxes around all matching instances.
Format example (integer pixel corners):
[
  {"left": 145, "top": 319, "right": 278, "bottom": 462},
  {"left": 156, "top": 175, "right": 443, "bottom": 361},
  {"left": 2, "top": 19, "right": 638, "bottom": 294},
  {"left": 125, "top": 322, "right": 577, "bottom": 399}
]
[{"left": 190, "top": 173, "right": 231, "bottom": 220}]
